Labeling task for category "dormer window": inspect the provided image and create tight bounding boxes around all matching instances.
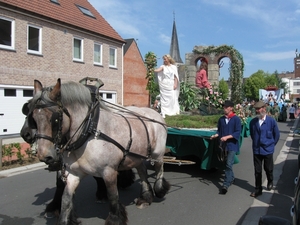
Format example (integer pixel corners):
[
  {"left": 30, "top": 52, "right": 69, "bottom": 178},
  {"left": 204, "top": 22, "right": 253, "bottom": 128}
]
[
  {"left": 50, "top": 0, "right": 60, "bottom": 5},
  {"left": 76, "top": 5, "right": 95, "bottom": 18}
]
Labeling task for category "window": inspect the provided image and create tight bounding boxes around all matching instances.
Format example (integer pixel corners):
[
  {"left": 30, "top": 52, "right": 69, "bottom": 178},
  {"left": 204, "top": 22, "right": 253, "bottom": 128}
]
[
  {"left": 294, "top": 82, "right": 300, "bottom": 86},
  {"left": 27, "top": 25, "right": 42, "bottom": 54},
  {"left": 73, "top": 37, "right": 83, "bottom": 61},
  {"left": 94, "top": 43, "right": 102, "bottom": 65},
  {"left": 106, "top": 93, "right": 112, "bottom": 99},
  {"left": 23, "top": 90, "right": 33, "bottom": 97},
  {"left": 0, "top": 16, "right": 15, "bottom": 50},
  {"left": 76, "top": 5, "right": 95, "bottom": 18},
  {"left": 109, "top": 47, "right": 117, "bottom": 67},
  {"left": 4, "top": 89, "right": 16, "bottom": 97}
]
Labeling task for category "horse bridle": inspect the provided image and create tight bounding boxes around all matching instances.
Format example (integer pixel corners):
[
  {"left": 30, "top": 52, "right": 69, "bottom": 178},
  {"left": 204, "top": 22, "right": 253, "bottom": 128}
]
[{"left": 28, "top": 91, "right": 70, "bottom": 146}]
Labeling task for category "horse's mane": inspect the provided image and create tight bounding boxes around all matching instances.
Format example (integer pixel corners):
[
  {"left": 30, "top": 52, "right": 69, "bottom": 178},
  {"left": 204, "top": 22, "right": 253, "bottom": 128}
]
[
  {"left": 30, "top": 81, "right": 109, "bottom": 112},
  {"left": 60, "top": 82, "right": 92, "bottom": 109}
]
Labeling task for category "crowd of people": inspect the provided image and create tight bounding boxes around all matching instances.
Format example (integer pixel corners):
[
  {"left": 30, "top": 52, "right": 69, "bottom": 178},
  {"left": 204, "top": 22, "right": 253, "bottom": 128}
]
[{"left": 242, "top": 100, "right": 299, "bottom": 122}]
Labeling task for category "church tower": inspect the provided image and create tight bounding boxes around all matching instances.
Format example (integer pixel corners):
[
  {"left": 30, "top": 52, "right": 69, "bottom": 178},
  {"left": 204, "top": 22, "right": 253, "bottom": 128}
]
[{"left": 169, "top": 15, "right": 183, "bottom": 64}]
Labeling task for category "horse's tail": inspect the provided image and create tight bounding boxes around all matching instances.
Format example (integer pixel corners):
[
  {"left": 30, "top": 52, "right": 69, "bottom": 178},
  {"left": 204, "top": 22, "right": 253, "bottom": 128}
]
[{"left": 153, "top": 177, "right": 170, "bottom": 198}]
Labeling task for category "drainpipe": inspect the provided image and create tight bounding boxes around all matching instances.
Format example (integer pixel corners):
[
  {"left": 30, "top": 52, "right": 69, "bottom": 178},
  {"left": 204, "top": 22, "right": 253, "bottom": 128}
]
[{"left": 121, "top": 43, "right": 125, "bottom": 106}]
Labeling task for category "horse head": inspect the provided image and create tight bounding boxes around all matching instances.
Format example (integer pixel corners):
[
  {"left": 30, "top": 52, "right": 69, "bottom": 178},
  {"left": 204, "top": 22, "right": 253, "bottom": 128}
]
[{"left": 30, "top": 79, "right": 71, "bottom": 164}]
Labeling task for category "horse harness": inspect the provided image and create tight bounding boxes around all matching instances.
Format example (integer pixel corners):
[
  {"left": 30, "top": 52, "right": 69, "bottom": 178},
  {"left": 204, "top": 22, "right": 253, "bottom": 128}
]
[{"left": 29, "top": 85, "right": 154, "bottom": 168}]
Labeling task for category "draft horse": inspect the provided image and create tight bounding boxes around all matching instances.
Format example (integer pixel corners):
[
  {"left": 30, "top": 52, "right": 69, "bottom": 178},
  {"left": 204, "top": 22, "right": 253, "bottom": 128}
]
[
  {"left": 27, "top": 79, "right": 170, "bottom": 224},
  {"left": 21, "top": 98, "right": 135, "bottom": 217}
]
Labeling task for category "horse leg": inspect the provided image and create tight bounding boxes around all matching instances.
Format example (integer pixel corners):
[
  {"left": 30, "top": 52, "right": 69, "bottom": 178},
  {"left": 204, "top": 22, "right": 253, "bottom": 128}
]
[
  {"left": 94, "top": 169, "right": 135, "bottom": 203},
  {"left": 135, "top": 162, "right": 154, "bottom": 209},
  {"left": 103, "top": 169, "right": 128, "bottom": 225},
  {"left": 45, "top": 171, "right": 64, "bottom": 216},
  {"left": 93, "top": 176, "right": 108, "bottom": 203},
  {"left": 117, "top": 169, "right": 135, "bottom": 189},
  {"left": 58, "top": 174, "right": 81, "bottom": 225},
  {"left": 153, "top": 161, "right": 170, "bottom": 198}
]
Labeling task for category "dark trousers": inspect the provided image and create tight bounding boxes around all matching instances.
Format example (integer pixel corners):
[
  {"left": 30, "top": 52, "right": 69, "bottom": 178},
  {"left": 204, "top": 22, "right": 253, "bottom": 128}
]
[{"left": 253, "top": 153, "right": 274, "bottom": 190}]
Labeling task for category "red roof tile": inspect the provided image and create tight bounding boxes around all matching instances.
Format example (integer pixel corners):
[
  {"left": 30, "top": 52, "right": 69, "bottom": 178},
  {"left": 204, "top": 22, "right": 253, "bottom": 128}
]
[{"left": 0, "top": 0, "right": 124, "bottom": 43}]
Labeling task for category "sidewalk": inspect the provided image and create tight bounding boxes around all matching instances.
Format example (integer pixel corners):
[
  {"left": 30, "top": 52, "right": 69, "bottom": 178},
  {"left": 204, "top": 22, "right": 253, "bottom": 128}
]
[
  {"left": 0, "top": 162, "right": 46, "bottom": 178},
  {"left": 0, "top": 135, "right": 47, "bottom": 178},
  {"left": 241, "top": 117, "right": 300, "bottom": 225}
]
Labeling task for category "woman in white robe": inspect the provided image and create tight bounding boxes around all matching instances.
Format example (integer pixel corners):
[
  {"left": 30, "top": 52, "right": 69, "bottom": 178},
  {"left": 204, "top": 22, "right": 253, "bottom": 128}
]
[{"left": 154, "top": 54, "right": 180, "bottom": 118}]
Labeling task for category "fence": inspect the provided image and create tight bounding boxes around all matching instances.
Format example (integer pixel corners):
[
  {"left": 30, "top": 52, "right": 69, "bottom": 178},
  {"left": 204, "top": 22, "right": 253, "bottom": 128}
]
[{"left": 0, "top": 133, "right": 22, "bottom": 168}]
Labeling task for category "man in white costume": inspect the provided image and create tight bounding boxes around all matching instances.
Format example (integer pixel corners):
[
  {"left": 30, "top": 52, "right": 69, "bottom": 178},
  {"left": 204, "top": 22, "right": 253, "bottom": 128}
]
[{"left": 154, "top": 54, "right": 180, "bottom": 118}]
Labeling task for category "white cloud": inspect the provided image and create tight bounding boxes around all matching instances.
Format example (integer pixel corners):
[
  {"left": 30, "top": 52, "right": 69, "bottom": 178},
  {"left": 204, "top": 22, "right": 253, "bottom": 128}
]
[
  {"left": 159, "top": 34, "right": 171, "bottom": 44},
  {"left": 253, "top": 51, "right": 295, "bottom": 61},
  {"left": 200, "top": 0, "right": 300, "bottom": 37}
]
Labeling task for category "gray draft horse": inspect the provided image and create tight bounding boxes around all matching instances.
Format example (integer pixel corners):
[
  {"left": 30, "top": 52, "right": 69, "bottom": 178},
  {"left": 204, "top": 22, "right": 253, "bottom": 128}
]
[
  {"left": 21, "top": 98, "right": 135, "bottom": 219},
  {"left": 27, "top": 79, "right": 170, "bottom": 225}
]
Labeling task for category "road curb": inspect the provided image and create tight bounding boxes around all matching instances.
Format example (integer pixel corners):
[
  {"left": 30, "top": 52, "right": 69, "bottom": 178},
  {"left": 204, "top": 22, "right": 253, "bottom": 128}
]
[
  {"left": 241, "top": 117, "right": 300, "bottom": 225},
  {"left": 0, "top": 162, "right": 47, "bottom": 178}
]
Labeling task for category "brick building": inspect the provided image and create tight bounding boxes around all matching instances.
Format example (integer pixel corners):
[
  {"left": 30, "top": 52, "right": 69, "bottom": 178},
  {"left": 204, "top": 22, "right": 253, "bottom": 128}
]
[
  {"left": 123, "top": 38, "right": 149, "bottom": 107},
  {"left": 0, "top": 0, "right": 126, "bottom": 135}
]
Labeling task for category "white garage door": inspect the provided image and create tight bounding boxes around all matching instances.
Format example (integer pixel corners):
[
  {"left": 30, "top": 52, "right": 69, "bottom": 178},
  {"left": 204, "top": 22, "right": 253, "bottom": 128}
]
[{"left": 0, "top": 85, "right": 33, "bottom": 135}]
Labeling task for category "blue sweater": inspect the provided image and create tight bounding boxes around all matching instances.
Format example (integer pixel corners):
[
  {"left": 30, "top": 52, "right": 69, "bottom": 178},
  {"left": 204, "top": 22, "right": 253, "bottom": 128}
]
[
  {"left": 216, "top": 115, "right": 242, "bottom": 152},
  {"left": 249, "top": 116, "right": 280, "bottom": 155}
]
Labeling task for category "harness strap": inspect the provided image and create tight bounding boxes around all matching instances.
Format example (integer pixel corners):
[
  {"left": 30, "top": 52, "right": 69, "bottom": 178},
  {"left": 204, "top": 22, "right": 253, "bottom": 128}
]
[
  {"left": 117, "top": 114, "right": 133, "bottom": 167},
  {"left": 136, "top": 116, "right": 152, "bottom": 157},
  {"left": 96, "top": 132, "right": 148, "bottom": 160},
  {"left": 65, "top": 101, "right": 100, "bottom": 151},
  {"left": 35, "top": 133, "right": 54, "bottom": 142}
]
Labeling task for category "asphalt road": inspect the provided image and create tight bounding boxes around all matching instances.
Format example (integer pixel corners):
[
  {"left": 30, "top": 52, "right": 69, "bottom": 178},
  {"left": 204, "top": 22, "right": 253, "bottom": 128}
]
[{"left": 0, "top": 118, "right": 299, "bottom": 225}]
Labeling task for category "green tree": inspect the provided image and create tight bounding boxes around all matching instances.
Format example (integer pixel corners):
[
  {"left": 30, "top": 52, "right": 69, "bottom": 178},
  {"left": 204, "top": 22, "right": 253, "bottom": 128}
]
[
  {"left": 218, "top": 78, "right": 229, "bottom": 100},
  {"left": 273, "top": 70, "right": 288, "bottom": 94},
  {"left": 264, "top": 72, "right": 278, "bottom": 87},
  {"left": 244, "top": 70, "right": 266, "bottom": 100},
  {"left": 145, "top": 52, "right": 159, "bottom": 104}
]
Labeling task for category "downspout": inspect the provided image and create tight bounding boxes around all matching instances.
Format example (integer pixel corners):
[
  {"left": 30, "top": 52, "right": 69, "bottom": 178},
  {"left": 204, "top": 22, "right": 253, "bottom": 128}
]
[{"left": 121, "top": 43, "right": 125, "bottom": 106}]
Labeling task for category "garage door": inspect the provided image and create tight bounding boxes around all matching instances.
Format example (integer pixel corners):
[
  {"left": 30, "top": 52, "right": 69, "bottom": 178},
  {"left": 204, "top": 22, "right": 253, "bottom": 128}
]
[{"left": 0, "top": 85, "right": 33, "bottom": 135}]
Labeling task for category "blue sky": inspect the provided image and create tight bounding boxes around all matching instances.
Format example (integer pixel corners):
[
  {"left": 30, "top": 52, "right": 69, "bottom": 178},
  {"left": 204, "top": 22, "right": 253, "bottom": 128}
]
[{"left": 89, "top": 0, "right": 300, "bottom": 80}]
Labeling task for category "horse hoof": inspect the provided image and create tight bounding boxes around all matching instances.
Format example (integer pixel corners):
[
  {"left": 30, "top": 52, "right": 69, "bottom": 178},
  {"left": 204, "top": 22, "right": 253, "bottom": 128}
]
[
  {"left": 136, "top": 202, "right": 150, "bottom": 209},
  {"left": 44, "top": 212, "right": 55, "bottom": 219}
]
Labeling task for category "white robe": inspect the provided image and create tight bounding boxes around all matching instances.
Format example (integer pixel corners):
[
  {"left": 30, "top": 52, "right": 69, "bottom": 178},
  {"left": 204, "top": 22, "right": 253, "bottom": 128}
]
[{"left": 157, "top": 64, "right": 180, "bottom": 117}]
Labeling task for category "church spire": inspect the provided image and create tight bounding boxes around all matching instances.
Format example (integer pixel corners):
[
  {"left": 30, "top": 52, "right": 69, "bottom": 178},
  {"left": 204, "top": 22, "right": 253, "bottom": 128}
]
[{"left": 169, "top": 12, "right": 183, "bottom": 64}]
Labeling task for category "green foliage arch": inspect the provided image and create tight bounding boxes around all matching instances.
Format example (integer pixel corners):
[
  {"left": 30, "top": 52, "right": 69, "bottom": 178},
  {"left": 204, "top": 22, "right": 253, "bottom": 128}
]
[{"left": 193, "top": 45, "right": 244, "bottom": 103}]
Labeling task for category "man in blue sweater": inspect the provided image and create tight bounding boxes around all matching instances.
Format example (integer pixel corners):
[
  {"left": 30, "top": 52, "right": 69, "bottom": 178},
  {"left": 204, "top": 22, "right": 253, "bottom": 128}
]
[
  {"left": 211, "top": 100, "right": 242, "bottom": 194},
  {"left": 249, "top": 100, "right": 280, "bottom": 197}
]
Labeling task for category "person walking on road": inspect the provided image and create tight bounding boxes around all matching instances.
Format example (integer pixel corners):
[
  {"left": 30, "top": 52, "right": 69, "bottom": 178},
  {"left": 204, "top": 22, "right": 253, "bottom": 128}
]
[
  {"left": 211, "top": 100, "right": 242, "bottom": 195},
  {"left": 249, "top": 100, "right": 280, "bottom": 197}
]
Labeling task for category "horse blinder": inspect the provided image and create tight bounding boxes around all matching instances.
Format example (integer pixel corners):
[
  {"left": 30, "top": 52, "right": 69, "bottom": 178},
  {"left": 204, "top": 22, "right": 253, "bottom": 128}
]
[
  {"left": 27, "top": 110, "right": 61, "bottom": 134},
  {"left": 27, "top": 112, "right": 37, "bottom": 129}
]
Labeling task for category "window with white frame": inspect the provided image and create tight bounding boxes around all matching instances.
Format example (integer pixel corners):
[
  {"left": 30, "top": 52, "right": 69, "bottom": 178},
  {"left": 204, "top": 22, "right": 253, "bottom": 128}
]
[
  {"left": 27, "top": 25, "right": 42, "bottom": 54},
  {"left": 73, "top": 37, "right": 83, "bottom": 61},
  {"left": 109, "top": 47, "right": 117, "bottom": 67},
  {"left": 94, "top": 43, "right": 102, "bottom": 65},
  {"left": 0, "top": 16, "right": 15, "bottom": 50}
]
